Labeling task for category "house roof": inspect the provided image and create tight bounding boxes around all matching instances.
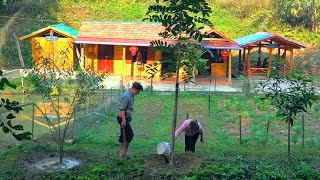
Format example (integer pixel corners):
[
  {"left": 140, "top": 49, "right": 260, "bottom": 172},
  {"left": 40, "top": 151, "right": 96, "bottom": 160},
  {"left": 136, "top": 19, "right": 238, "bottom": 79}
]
[
  {"left": 74, "top": 21, "right": 171, "bottom": 46},
  {"left": 19, "top": 24, "right": 79, "bottom": 40},
  {"left": 201, "top": 39, "right": 241, "bottom": 50},
  {"left": 200, "top": 27, "right": 241, "bottom": 50},
  {"left": 234, "top": 32, "right": 306, "bottom": 49},
  {"left": 75, "top": 21, "right": 240, "bottom": 49},
  {"left": 74, "top": 37, "right": 175, "bottom": 46}
]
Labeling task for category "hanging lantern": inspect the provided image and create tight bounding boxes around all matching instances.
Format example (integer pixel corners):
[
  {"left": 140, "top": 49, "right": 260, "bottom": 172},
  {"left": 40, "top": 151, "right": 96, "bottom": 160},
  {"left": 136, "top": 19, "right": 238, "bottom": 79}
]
[
  {"left": 129, "top": 46, "right": 139, "bottom": 56},
  {"left": 220, "top": 49, "right": 229, "bottom": 60}
]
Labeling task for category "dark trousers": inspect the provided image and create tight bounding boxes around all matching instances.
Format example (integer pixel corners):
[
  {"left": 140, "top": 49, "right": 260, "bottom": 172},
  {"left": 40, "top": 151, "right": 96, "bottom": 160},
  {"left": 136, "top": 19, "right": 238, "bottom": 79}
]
[
  {"left": 185, "top": 133, "right": 200, "bottom": 152},
  {"left": 117, "top": 116, "right": 134, "bottom": 143}
]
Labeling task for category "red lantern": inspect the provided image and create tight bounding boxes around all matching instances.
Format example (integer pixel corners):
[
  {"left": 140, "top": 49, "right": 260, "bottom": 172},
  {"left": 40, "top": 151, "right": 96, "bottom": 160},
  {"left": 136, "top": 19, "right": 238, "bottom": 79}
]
[
  {"left": 220, "top": 49, "right": 229, "bottom": 60},
  {"left": 129, "top": 46, "right": 138, "bottom": 56}
]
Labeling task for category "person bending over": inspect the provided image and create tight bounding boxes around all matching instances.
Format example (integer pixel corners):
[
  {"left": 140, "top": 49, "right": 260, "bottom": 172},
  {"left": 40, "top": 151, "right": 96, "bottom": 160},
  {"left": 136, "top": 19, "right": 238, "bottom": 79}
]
[{"left": 175, "top": 119, "right": 204, "bottom": 152}]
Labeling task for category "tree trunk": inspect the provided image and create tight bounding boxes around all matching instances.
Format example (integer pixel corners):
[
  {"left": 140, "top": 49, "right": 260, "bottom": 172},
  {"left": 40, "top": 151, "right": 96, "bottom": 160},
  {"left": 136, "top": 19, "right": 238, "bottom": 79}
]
[
  {"left": 287, "top": 111, "right": 293, "bottom": 165},
  {"left": 170, "top": 43, "right": 181, "bottom": 163}
]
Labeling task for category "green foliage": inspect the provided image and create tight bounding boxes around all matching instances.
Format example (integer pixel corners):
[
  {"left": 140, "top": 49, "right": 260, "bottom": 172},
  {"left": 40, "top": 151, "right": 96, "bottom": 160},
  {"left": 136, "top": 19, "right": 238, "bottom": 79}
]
[
  {"left": 0, "top": 70, "right": 31, "bottom": 141},
  {"left": 181, "top": 41, "right": 208, "bottom": 83},
  {"left": 145, "top": 62, "right": 161, "bottom": 80},
  {"left": 256, "top": 70, "right": 319, "bottom": 163},
  {"left": 1, "top": 91, "right": 320, "bottom": 179},
  {"left": 275, "top": 0, "right": 320, "bottom": 33},
  {"left": 25, "top": 42, "right": 105, "bottom": 163},
  {"left": 240, "top": 75, "right": 250, "bottom": 94}
]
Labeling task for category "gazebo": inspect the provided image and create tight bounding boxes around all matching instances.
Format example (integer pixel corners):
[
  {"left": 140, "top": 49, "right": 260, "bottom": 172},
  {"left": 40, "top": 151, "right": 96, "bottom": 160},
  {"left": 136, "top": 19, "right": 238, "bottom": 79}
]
[{"left": 234, "top": 32, "right": 306, "bottom": 77}]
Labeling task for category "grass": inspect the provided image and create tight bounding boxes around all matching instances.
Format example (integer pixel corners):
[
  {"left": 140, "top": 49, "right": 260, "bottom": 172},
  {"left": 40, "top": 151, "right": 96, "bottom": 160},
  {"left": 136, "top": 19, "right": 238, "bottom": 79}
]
[{"left": 0, "top": 91, "right": 320, "bottom": 179}]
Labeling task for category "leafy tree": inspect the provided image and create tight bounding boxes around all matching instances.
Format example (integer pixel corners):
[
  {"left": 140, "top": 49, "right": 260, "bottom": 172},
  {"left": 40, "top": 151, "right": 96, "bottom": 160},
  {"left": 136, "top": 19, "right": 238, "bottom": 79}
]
[
  {"left": 0, "top": 70, "right": 32, "bottom": 141},
  {"left": 1, "top": 0, "right": 7, "bottom": 6},
  {"left": 275, "top": 0, "right": 320, "bottom": 33},
  {"left": 256, "top": 71, "right": 319, "bottom": 164},
  {"left": 144, "top": 0, "right": 212, "bottom": 162},
  {"left": 26, "top": 41, "right": 105, "bottom": 163}
]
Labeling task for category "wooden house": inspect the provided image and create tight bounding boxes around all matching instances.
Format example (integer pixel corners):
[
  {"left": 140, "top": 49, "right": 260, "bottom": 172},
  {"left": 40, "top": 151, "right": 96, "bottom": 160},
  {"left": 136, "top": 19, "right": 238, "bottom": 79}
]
[
  {"left": 74, "top": 21, "right": 240, "bottom": 81},
  {"left": 19, "top": 24, "right": 79, "bottom": 70},
  {"left": 74, "top": 21, "right": 173, "bottom": 77}
]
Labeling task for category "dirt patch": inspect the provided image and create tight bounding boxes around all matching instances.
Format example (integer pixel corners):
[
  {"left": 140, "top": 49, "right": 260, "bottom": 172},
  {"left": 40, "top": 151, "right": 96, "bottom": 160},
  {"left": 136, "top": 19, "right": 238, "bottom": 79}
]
[
  {"left": 23, "top": 147, "right": 85, "bottom": 175},
  {"left": 143, "top": 153, "right": 202, "bottom": 179},
  {"left": 0, "top": 141, "right": 8, "bottom": 151},
  {"left": 32, "top": 156, "right": 80, "bottom": 172}
]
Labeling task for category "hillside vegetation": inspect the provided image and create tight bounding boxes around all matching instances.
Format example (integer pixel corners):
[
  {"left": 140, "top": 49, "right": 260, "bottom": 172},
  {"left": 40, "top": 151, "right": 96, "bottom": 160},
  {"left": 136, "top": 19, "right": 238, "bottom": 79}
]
[{"left": 0, "top": 0, "right": 319, "bottom": 69}]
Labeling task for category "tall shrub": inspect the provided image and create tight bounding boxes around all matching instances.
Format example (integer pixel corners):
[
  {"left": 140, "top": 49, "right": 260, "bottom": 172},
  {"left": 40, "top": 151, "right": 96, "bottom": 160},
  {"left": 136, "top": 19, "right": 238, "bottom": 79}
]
[{"left": 256, "top": 71, "right": 319, "bottom": 164}]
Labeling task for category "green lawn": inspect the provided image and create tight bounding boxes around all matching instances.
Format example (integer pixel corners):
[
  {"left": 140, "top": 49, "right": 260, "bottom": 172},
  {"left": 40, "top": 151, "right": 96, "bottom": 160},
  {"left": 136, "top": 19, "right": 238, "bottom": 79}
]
[{"left": 0, "top": 91, "right": 320, "bottom": 179}]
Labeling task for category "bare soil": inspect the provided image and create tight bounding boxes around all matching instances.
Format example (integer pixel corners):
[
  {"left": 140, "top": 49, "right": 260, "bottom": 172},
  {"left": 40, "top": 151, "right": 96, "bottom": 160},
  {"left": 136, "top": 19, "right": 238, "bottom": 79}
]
[{"left": 143, "top": 153, "right": 202, "bottom": 179}]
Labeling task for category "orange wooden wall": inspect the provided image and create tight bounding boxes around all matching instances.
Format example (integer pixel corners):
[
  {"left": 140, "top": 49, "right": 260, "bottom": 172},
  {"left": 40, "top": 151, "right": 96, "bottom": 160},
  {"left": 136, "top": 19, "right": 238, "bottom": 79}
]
[{"left": 32, "top": 37, "right": 75, "bottom": 70}]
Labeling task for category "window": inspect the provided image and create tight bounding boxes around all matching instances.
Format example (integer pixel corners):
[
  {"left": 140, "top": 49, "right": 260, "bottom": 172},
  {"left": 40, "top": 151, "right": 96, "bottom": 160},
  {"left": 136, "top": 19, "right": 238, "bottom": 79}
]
[{"left": 98, "top": 45, "right": 114, "bottom": 59}]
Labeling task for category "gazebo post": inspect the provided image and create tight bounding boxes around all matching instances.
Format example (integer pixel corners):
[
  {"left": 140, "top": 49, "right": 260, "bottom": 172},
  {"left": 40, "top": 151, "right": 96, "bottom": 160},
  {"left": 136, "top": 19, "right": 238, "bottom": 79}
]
[
  {"left": 242, "top": 48, "right": 246, "bottom": 75},
  {"left": 238, "top": 50, "right": 242, "bottom": 75},
  {"left": 247, "top": 47, "right": 252, "bottom": 77},
  {"left": 289, "top": 47, "right": 294, "bottom": 76},
  {"left": 283, "top": 48, "right": 287, "bottom": 77},
  {"left": 268, "top": 48, "right": 274, "bottom": 76}
]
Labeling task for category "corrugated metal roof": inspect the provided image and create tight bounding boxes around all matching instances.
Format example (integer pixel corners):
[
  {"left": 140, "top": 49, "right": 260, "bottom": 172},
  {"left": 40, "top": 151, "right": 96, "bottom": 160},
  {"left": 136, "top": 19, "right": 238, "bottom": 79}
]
[
  {"left": 19, "top": 24, "right": 79, "bottom": 40},
  {"left": 51, "top": 24, "right": 79, "bottom": 38},
  {"left": 234, "top": 32, "right": 306, "bottom": 49}
]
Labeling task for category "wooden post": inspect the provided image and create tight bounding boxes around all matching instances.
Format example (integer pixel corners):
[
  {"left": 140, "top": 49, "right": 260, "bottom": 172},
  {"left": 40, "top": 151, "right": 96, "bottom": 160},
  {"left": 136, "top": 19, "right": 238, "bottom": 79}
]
[
  {"left": 122, "top": 46, "right": 126, "bottom": 74},
  {"left": 247, "top": 47, "right": 252, "bottom": 77},
  {"left": 266, "top": 119, "right": 270, "bottom": 144},
  {"left": 32, "top": 103, "right": 35, "bottom": 141},
  {"left": 289, "top": 47, "right": 294, "bottom": 76},
  {"left": 80, "top": 44, "right": 85, "bottom": 69},
  {"left": 268, "top": 48, "right": 274, "bottom": 76},
  {"left": 208, "top": 78, "right": 211, "bottom": 116},
  {"left": 239, "top": 114, "right": 242, "bottom": 145},
  {"left": 101, "top": 92, "right": 105, "bottom": 111},
  {"left": 302, "top": 113, "right": 305, "bottom": 148},
  {"left": 228, "top": 50, "right": 232, "bottom": 82},
  {"left": 242, "top": 48, "right": 246, "bottom": 75},
  {"left": 238, "top": 50, "right": 242, "bottom": 74},
  {"left": 13, "top": 32, "right": 25, "bottom": 67},
  {"left": 283, "top": 48, "right": 287, "bottom": 77}
]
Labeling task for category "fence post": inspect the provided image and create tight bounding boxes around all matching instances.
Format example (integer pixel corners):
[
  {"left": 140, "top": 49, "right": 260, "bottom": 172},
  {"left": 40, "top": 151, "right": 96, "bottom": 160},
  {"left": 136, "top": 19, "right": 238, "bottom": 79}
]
[
  {"left": 71, "top": 108, "right": 75, "bottom": 140},
  {"left": 265, "top": 118, "right": 270, "bottom": 144},
  {"left": 302, "top": 113, "right": 305, "bottom": 148},
  {"left": 208, "top": 78, "right": 211, "bottom": 116},
  {"left": 101, "top": 92, "right": 105, "bottom": 111},
  {"left": 32, "top": 103, "right": 35, "bottom": 141},
  {"left": 239, "top": 114, "right": 242, "bottom": 145},
  {"left": 110, "top": 87, "right": 113, "bottom": 109}
]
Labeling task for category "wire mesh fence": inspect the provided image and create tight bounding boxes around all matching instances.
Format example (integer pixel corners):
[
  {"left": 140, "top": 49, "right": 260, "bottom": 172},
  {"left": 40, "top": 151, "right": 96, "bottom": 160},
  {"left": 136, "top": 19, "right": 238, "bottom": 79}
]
[{"left": 1, "top": 85, "right": 319, "bottom": 150}]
